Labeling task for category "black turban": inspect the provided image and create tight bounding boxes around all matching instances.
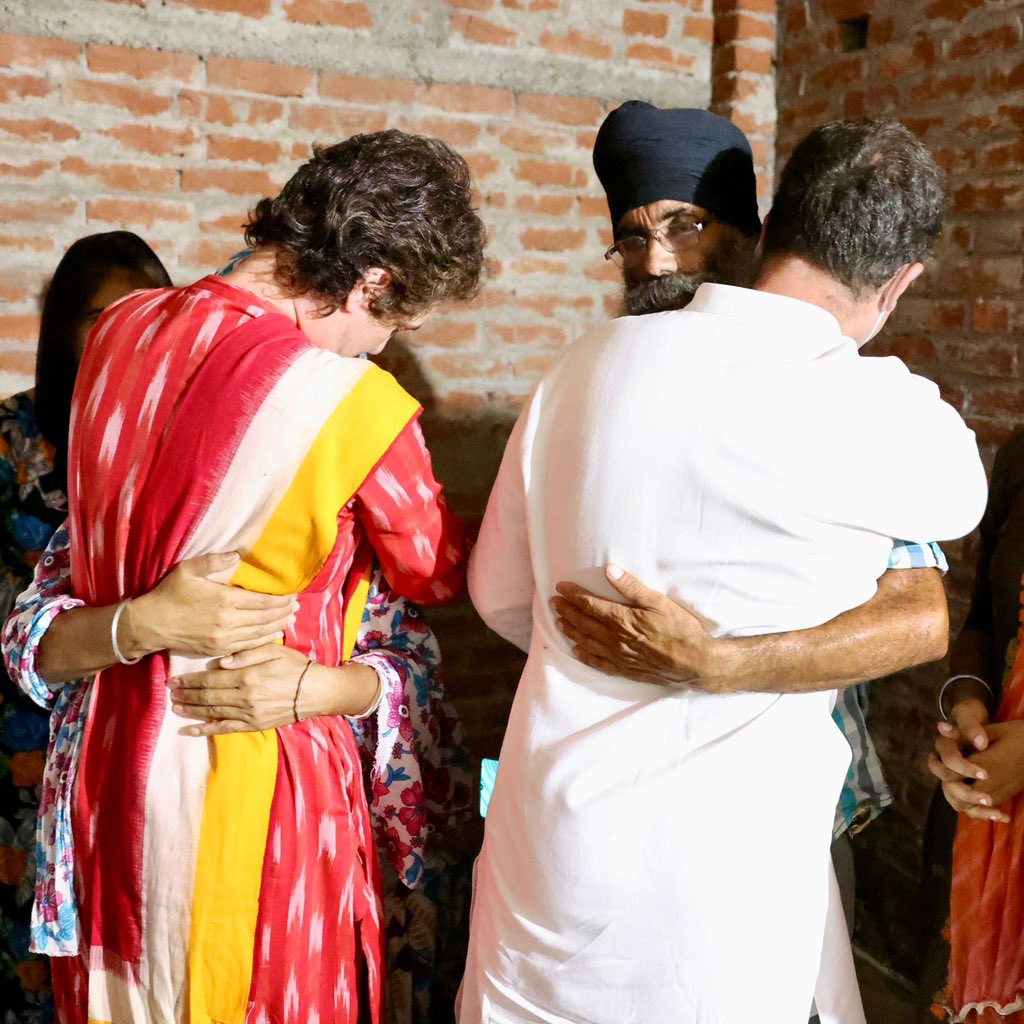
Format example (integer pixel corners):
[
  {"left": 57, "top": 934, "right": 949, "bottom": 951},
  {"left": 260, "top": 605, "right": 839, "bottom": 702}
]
[{"left": 593, "top": 101, "right": 762, "bottom": 238}]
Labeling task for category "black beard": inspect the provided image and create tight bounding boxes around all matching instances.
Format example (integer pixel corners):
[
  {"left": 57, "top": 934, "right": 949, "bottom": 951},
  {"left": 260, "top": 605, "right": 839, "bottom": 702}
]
[{"left": 621, "top": 233, "right": 758, "bottom": 316}]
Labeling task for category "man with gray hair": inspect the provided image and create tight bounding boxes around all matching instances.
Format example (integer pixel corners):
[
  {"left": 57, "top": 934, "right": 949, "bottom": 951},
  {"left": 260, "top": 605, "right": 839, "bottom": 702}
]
[
  {"left": 558, "top": 101, "right": 949, "bottom": 965},
  {"left": 460, "top": 120, "right": 985, "bottom": 1024}
]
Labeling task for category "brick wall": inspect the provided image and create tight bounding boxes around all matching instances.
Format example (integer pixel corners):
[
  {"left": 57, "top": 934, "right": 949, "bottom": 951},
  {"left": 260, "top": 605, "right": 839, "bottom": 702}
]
[
  {"left": 0, "top": 0, "right": 776, "bottom": 753},
  {"left": 777, "top": 0, "right": 1024, "bottom": 971}
]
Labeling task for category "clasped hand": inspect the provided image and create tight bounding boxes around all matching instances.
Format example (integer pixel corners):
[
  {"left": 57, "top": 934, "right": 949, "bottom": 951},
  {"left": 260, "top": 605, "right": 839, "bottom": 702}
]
[
  {"left": 928, "top": 697, "right": 1024, "bottom": 823},
  {"left": 550, "top": 564, "right": 726, "bottom": 690}
]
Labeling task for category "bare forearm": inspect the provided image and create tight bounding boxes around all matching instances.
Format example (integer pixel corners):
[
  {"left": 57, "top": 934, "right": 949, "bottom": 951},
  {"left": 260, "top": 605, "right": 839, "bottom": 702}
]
[
  {"left": 37, "top": 595, "right": 163, "bottom": 683},
  {"left": 946, "top": 627, "right": 994, "bottom": 709},
  {"left": 301, "top": 662, "right": 381, "bottom": 718},
  {"left": 705, "top": 568, "right": 948, "bottom": 694}
]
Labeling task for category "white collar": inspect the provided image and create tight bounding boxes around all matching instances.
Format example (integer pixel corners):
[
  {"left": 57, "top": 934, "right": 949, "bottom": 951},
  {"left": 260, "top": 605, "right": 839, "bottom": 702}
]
[{"left": 687, "top": 283, "right": 843, "bottom": 341}]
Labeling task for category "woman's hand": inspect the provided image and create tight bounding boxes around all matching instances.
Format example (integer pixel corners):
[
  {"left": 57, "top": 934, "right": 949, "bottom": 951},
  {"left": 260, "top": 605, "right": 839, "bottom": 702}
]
[
  {"left": 963, "top": 721, "right": 1024, "bottom": 816},
  {"left": 169, "top": 643, "right": 380, "bottom": 736},
  {"left": 928, "top": 697, "right": 1005, "bottom": 821},
  {"left": 124, "top": 551, "right": 297, "bottom": 659}
]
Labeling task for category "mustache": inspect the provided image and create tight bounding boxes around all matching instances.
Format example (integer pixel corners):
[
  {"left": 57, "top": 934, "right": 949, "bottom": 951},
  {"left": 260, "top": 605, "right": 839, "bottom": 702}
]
[{"left": 621, "top": 271, "right": 714, "bottom": 316}]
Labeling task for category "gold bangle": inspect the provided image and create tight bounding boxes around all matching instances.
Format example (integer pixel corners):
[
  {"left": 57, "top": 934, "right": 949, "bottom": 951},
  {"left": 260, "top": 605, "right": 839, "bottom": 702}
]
[{"left": 293, "top": 658, "right": 314, "bottom": 723}]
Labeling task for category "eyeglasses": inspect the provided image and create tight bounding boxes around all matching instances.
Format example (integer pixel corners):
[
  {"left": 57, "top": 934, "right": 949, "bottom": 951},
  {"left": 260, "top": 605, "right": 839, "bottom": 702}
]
[{"left": 603, "top": 218, "right": 706, "bottom": 268}]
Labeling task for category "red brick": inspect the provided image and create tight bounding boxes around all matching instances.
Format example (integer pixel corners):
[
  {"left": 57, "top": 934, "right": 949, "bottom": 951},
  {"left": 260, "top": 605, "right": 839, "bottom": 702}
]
[
  {"left": 908, "top": 71, "right": 978, "bottom": 106},
  {"left": 0, "top": 197, "right": 77, "bottom": 224},
  {"left": 0, "top": 158, "right": 55, "bottom": 180},
  {"left": 61, "top": 156, "right": 179, "bottom": 193},
  {"left": 924, "top": 0, "right": 988, "bottom": 20},
  {"left": 206, "top": 57, "right": 314, "bottom": 97},
  {"left": 0, "top": 235, "right": 56, "bottom": 257},
  {"left": 448, "top": 0, "right": 493, "bottom": 8},
  {"left": 0, "top": 316, "right": 41, "bottom": 344},
  {"left": 198, "top": 209, "right": 248, "bottom": 234},
  {"left": 65, "top": 78, "right": 174, "bottom": 116},
  {"left": 284, "top": 0, "right": 373, "bottom": 27},
  {"left": 684, "top": 15, "right": 715, "bottom": 44},
  {"left": 166, "top": 0, "right": 272, "bottom": 14},
  {"left": 180, "top": 167, "right": 283, "bottom": 195},
  {"left": 451, "top": 13, "right": 517, "bottom": 47},
  {"left": 948, "top": 21, "right": 1023, "bottom": 61},
  {"left": 207, "top": 134, "right": 286, "bottom": 163},
  {"left": 98, "top": 123, "right": 200, "bottom": 156},
  {"left": 970, "top": 386, "right": 1024, "bottom": 416},
  {"left": 711, "top": 42, "right": 773, "bottom": 75},
  {"left": 465, "top": 152, "right": 501, "bottom": 180},
  {"left": 183, "top": 238, "right": 240, "bottom": 269},
  {"left": 519, "top": 227, "right": 586, "bottom": 251},
  {"left": 403, "top": 320, "right": 480, "bottom": 349},
  {"left": 416, "top": 82, "right": 514, "bottom": 116},
  {"left": 953, "top": 179, "right": 1024, "bottom": 214},
  {"left": 0, "top": 74, "right": 50, "bottom": 103},
  {"left": 86, "top": 43, "right": 198, "bottom": 82},
  {"left": 0, "top": 34, "right": 80, "bottom": 69},
  {"left": 424, "top": 354, "right": 508, "bottom": 379},
  {"left": 973, "top": 299, "right": 1011, "bottom": 333},
  {"left": 492, "top": 124, "right": 563, "bottom": 154},
  {"left": 180, "top": 90, "right": 286, "bottom": 127},
  {"left": 516, "top": 158, "right": 573, "bottom": 187},
  {"left": 538, "top": 29, "right": 613, "bottom": 60},
  {"left": 319, "top": 72, "right": 415, "bottom": 105},
  {"left": 510, "top": 257, "right": 569, "bottom": 276},
  {"left": 716, "top": 11, "right": 776, "bottom": 44},
  {"left": 516, "top": 93, "right": 601, "bottom": 126},
  {"left": 87, "top": 197, "right": 194, "bottom": 228},
  {"left": 579, "top": 196, "right": 609, "bottom": 221},
  {"left": 627, "top": 41, "right": 695, "bottom": 68},
  {"left": 288, "top": 104, "right": 388, "bottom": 138},
  {"left": 397, "top": 116, "right": 482, "bottom": 147},
  {"left": 516, "top": 194, "right": 575, "bottom": 216},
  {"left": 981, "top": 137, "right": 1024, "bottom": 173},
  {"left": 622, "top": 9, "right": 668, "bottom": 37},
  {"left": 0, "top": 116, "right": 79, "bottom": 142}
]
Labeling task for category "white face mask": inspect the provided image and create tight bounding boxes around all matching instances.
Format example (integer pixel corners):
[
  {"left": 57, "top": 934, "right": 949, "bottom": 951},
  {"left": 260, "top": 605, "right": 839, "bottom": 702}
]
[{"left": 856, "top": 279, "right": 897, "bottom": 349}]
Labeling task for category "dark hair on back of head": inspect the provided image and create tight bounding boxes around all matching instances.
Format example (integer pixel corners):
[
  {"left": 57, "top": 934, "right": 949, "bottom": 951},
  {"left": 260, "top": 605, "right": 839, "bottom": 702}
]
[
  {"left": 763, "top": 119, "right": 946, "bottom": 295},
  {"left": 244, "top": 129, "right": 487, "bottom": 321},
  {"left": 36, "top": 230, "right": 171, "bottom": 490}
]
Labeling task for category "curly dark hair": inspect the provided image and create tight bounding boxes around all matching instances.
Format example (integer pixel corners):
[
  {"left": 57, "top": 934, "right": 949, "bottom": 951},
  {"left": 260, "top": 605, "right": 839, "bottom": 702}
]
[
  {"left": 763, "top": 119, "right": 946, "bottom": 295},
  {"left": 244, "top": 129, "right": 486, "bottom": 321}
]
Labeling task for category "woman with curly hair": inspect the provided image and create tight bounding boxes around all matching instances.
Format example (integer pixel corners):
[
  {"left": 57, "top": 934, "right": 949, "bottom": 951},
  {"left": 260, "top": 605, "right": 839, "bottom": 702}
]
[{"left": 4, "top": 130, "right": 485, "bottom": 1024}]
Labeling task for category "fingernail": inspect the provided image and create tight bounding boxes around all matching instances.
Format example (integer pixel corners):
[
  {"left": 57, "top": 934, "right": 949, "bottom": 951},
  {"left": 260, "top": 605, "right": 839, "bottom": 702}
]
[
  {"left": 980, "top": 798, "right": 992, "bottom": 806},
  {"left": 184, "top": 727, "right": 200, "bottom": 737},
  {"left": 607, "top": 563, "right": 624, "bottom": 580},
  {"left": 287, "top": 614, "right": 297, "bottom": 626},
  {"left": 975, "top": 737, "right": 986, "bottom": 750},
  {"left": 172, "top": 704, "right": 184, "bottom": 714},
  {"left": 226, "top": 551, "right": 240, "bottom": 562},
  {"left": 291, "top": 600, "right": 300, "bottom": 613},
  {"left": 221, "top": 655, "right": 234, "bottom": 666},
  {"left": 976, "top": 770, "right": 988, "bottom": 780}
]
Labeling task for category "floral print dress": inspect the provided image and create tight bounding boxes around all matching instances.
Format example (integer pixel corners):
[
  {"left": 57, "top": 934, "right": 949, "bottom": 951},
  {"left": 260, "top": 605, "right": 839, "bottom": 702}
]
[{"left": 0, "top": 391, "right": 66, "bottom": 1024}]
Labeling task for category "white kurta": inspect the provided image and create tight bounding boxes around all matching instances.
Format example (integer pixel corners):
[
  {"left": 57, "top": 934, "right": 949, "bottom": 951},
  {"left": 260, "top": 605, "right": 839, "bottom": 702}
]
[{"left": 461, "top": 284, "right": 987, "bottom": 1024}]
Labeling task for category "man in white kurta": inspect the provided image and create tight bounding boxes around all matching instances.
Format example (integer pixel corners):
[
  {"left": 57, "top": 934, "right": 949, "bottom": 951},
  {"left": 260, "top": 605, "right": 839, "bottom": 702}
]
[{"left": 460, "top": 122, "right": 987, "bottom": 1024}]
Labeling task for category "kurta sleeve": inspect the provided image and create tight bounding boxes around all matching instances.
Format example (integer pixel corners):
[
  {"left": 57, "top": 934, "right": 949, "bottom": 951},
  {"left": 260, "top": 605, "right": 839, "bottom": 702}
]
[
  {"left": 2, "top": 520, "right": 84, "bottom": 708},
  {"left": 355, "top": 417, "right": 469, "bottom": 606},
  {"left": 468, "top": 396, "right": 537, "bottom": 654}
]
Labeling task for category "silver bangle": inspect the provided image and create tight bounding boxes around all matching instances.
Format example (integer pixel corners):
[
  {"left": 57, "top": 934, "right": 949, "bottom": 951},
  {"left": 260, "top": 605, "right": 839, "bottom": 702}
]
[
  {"left": 110, "top": 599, "right": 143, "bottom": 666},
  {"left": 938, "top": 673, "right": 992, "bottom": 721}
]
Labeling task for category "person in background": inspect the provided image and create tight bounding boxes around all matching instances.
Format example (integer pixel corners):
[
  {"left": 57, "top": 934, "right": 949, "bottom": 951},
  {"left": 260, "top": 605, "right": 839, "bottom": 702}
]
[
  {"left": 555, "top": 101, "right": 948, "bottom": 966},
  {"left": 928, "top": 430, "right": 1024, "bottom": 1022},
  {"left": 0, "top": 231, "right": 172, "bottom": 1024}
]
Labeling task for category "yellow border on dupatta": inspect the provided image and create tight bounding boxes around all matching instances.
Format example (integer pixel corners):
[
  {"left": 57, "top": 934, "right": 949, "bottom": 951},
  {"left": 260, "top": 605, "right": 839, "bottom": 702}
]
[{"left": 187, "top": 363, "right": 419, "bottom": 1024}]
